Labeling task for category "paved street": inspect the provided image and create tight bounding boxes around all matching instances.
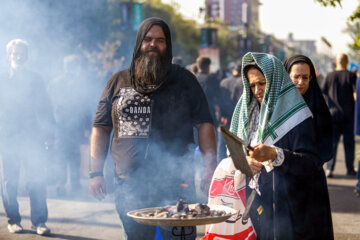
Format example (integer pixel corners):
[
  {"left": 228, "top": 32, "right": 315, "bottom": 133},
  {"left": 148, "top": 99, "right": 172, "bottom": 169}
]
[{"left": 0, "top": 139, "right": 359, "bottom": 240}]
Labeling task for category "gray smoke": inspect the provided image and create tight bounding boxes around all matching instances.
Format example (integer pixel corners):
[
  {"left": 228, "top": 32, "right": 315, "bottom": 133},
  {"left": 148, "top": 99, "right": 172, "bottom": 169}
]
[{"left": 0, "top": 1, "right": 206, "bottom": 238}]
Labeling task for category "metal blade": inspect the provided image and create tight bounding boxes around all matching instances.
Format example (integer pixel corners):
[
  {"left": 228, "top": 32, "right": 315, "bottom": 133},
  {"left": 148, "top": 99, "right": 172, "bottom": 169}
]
[
  {"left": 242, "top": 189, "right": 256, "bottom": 221},
  {"left": 220, "top": 126, "right": 254, "bottom": 179}
]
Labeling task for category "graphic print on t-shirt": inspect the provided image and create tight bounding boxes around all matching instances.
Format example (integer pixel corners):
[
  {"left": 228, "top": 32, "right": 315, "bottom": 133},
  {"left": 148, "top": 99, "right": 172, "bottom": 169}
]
[{"left": 115, "top": 88, "right": 152, "bottom": 138}]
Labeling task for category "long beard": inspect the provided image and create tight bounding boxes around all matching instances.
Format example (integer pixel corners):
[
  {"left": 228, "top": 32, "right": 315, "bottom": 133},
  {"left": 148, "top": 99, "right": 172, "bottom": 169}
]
[{"left": 134, "top": 51, "right": 168, "bottom": 86}]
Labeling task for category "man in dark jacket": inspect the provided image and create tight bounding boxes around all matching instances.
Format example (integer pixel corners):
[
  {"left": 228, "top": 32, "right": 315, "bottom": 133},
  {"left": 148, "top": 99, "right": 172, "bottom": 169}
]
[
  {"left": 89, "top": 18, "right": 217, "bottom": 240},
  {"left": 322, "top": 53, "right": 357, "bottom": 178},
  {"left": 0, "top": 39, "right": 53, "bottom": 235}
]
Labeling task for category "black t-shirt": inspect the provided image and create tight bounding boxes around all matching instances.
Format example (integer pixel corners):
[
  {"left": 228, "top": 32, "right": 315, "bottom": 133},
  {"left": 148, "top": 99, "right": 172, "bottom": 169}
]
[
  {"left": 93, "top": 65, "right": 213, "bottom": 178},
  {"left": 322, "top": 70, "right": 356, "bottom": 122}
]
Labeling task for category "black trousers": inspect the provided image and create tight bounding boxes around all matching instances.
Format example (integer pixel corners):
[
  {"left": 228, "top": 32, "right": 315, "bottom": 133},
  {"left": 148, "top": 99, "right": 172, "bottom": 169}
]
[
  {"left": 327, "top": 122, "right": 355, "bottom": 173},
  {"left": 0, "top": 143, "right": 48, "bottom": 225}
]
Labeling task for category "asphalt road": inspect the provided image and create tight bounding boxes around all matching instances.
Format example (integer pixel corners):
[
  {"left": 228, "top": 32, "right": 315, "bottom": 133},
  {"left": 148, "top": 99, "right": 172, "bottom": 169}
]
[{"left": 0, "top": 140, "right": 359, "bottom": 240}]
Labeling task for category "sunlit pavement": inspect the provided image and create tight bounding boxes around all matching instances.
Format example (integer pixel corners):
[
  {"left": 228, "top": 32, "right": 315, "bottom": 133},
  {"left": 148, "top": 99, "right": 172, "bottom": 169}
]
[
  {"left": 0, "top": 139, "right": 360, "bottom": 240},
  {"left": 325, "top": 136, "right": 360, "bottom": 240},
  {"left": 0, "top": 185, "right": 123, "bottom": 240}
]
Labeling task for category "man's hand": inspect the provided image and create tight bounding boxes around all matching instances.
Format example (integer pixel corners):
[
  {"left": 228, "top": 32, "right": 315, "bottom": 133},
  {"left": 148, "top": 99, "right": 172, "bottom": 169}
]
[
  {"left": 89, "top": 126, "right": 111, "bottom": 200},
  {"left": 249, "top": 144, "right": 277, "bottom": 162},
  {"left": 89, "top": 176, "right": 107, "bottom": 200},
  {"left": 195, "top": 122, "right": 217, "bottom": 194}
]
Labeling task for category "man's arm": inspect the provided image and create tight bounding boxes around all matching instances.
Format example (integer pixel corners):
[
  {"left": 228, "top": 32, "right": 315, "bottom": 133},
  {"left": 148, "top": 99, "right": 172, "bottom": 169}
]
[
  {"left": 89, "top": 125, "right": 112, "bottom": 200},
  {"left": 195, "top": 122, "right": 217, "bottom": 193}
]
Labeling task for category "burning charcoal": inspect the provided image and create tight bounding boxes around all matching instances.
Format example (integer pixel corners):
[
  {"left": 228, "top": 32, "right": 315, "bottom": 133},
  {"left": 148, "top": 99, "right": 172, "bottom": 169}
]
[
  {"left": 211, "top": 210, "right": 226, "bottom": 216},
  {"left": 167, "top": 207, "right": 177, "bottom": 217},
  {"left": 155, "top": 207, "right": 169, "bottom": 215},
  {"left": 171, "top": 212, "right": 182, "bottom": 218},
  {"left": 175, "top": 199, "right": 189, "bottom": 213},
  {"left": 194, "top": 203, "right": 211, "bottom": 216},
  {"left": 142, "top": 212, "right": 154, "bottom": 217},
  {"left": 188, "top": 209, "right": 197, "bottom": 217},
  {"left": 156, "top": 212, "right": 168, "bottom": 218}
]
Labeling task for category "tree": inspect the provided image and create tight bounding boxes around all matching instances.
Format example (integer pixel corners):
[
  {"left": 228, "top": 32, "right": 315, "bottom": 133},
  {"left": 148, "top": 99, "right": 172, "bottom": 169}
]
[
  {"left": 314, "top": 0, "right": 342, "bottom": 7},
  {"left": 315, "top": 0, "right": 360, "bottom": 56},
  {"left": 106, "top": 0, "right": 201, "bottom": 66},
  {"left": 143, "top": 0, "right": 201, "bottom": 65},
  {"left": 344, "top": 20, "right": 360, "bottom": 63}
]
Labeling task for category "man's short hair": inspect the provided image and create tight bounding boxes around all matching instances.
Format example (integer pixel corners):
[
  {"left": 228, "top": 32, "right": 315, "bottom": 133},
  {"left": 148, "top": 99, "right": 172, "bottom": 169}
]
[
  {"left": 196, "top": 56, "right": 211, "bottom": 71},
  {"left": 6, "top": 39, "right": 29, "bottom": 57},
  {"left": 234, "top": 63, "right": 242, "bottom": 73},
  {"left": 336, "top": 53, "right": 349, "bottom": 66}
]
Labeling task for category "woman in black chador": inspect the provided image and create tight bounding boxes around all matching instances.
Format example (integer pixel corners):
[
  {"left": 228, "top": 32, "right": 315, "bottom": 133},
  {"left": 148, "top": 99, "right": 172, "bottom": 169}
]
[{"left": 284, "top": 54, "right": 334, "bottom": 239}]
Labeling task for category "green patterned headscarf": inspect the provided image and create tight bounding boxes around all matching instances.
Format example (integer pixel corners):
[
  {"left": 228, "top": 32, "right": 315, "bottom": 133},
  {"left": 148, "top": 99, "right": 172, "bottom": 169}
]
[{"left": 230, "top": 52, "right": 312, "bottom": 145}]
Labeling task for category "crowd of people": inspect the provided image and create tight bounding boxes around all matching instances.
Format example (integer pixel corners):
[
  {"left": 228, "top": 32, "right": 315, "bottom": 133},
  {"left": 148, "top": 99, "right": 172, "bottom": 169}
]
[{"left": 0, "top": 16, "right": 359, "bottom": 240}]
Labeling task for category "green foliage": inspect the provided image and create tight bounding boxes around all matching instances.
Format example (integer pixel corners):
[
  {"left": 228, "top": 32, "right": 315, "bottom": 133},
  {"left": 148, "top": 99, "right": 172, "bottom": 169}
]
[
  {"left": 315, "top": 0, "right": 360, "bottom": 60},
  {"left": 106, "top": 0, "right": 201, "bottom": 65},
  {"left": 314, "top": 0, "right": 342, "bottom": 7},
  {"left": 143, "top": 0, "right": 201, "bottom": 65},
  {"left": 344, "top": 21, "right": 360, "bottom": 62},
  {"left": 217, "top": 28, "right": 240, "bottom": 65},
  {"left": 80, "top": 40, "right": 125, "bottom": 78},
  {"left": 349, "top": 4, "right": 360, "bottom": 21}
]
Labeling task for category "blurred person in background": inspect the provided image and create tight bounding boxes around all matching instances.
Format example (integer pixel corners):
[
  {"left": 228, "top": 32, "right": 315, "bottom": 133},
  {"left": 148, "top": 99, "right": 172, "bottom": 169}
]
[
  {"left": 353, "top": 72, "right": 360, "bottom": 197},
  {"left": 352, "top": 66, "right": 358, "bottom": 77},
  {"left": 172, "top": 56, "right": 183, "bottom": 66},
  {"left": 218, "top": 62, "right": 243, "bottom": 160},
  {"left": 47, "top": 54, "right": 93, "bottom": 197},
  {"left": 322, "top": 53, "right": 357, "bottom": 178},
  {"left": 0, "top": 39, "right": 54, "bottom": 235},
  {"left": 284, "top": 54, "right": 334, "bottom": 238},
  {"left": 89, "top": 18, "right": 217, "bottom": 240},
  {"left": 189, "top": 63, "right": 198, "bottom": 75},
  {"left": 195, "top": 56, "right": 221, "bottom": 129}
]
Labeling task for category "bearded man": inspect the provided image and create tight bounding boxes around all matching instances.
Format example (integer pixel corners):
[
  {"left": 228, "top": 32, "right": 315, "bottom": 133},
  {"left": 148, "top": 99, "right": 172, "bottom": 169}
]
[{"left": 89, "top": 18, "right": 217, "bottom": 239}]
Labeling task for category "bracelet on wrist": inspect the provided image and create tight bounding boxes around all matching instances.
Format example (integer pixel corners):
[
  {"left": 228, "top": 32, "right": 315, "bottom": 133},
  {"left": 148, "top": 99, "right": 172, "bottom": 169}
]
[{"left": 89, "top": 171, "right": 104, "bottom": 179}]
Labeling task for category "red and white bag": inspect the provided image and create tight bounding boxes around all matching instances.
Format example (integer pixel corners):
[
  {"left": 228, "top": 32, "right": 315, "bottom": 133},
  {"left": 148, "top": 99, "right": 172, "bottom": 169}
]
[{"left": 202, "top": 157, "right": 257, "bottom": 240}]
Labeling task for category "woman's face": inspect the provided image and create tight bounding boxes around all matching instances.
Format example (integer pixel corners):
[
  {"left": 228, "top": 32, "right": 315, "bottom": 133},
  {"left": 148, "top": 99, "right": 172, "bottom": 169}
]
[
  {"left": 247, "top": 67, "right": 266, "bottom": 104},
  {"left": 289, "top": 63, "right": 311, "bottom": 95}
]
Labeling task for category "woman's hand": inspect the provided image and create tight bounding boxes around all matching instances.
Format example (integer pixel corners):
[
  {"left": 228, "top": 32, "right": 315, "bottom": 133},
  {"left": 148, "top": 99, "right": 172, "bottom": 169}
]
[
  {"left": 246, "top": 156, "right": 263, "bottom": 173},
  {"left": 249, "top": 144, "right": 277, "bottom": 162}
]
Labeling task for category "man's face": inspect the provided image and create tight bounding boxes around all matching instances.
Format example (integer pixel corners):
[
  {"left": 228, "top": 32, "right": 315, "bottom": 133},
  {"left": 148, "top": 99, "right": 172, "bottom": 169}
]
[
  {"left": 8, "top": 45, "right": 28, "bottom": 69},
  {"left": 140, "top": 25, "right": 167, "bottom": 57}
]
